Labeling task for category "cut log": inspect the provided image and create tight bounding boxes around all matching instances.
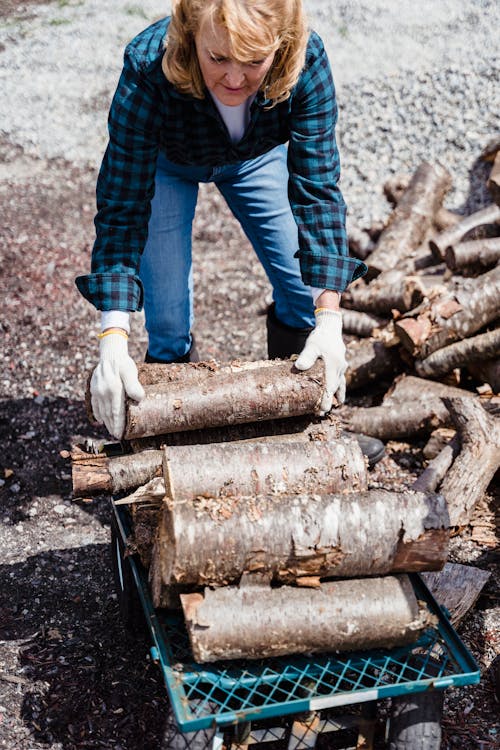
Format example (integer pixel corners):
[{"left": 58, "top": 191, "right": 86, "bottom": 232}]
[
  {"left": 429, "top": 203, "right": 500, "bottom": 260},
  {"left": 394, "top": 264, "right": 500, "bottom": 359},
  {"left": 415, "top": 328, "right": 500, "bottom": 379},
  {"left": 421, "top": 563, "right": 491, "bottom": 626},
  {"left": 340, "top": 375, "right": 476, "bottom": 440},
  {"left": 342, "top": 270, "right": 425, "bottom": 315},
  {"left": 342, "top": 309, "right": 386, "bottom": 337},
  {"left": 487, "top": 151, "right": 500, "bottom": 205},
  {"left": 444, "top": 237, "right": 500, "bottom": 271},
  {"left": 124, "top": 360, "right": 325, "bottom": 440},
  {"left": 181, "top": 575, "right": 437, "bottom": 662},
  {"left": 152, "top": 488, "right": 448, "bottom": 594},
  {"left": 467, "top": 359, "right": 500, "bottom": 393},
  {"left": 345, "top": 337, "right": 403, "bottom": 391},
  {"left": 162, "top": 436, "right": 367, "bottom": 501},
  {"left": 434, "top": 207, "right": 462, "bottom": 232},
  {"left": 438, "top": 396, "right": 500, "bottom": 527},
  {"left": 412, "top": 436, "right": 460, "bottom": 493},
  {"left": 366, "top": 161, "right": 452, "bottom": 277},
  {"left": 72, "top": 417, "right": 342, "bottom": 496}
]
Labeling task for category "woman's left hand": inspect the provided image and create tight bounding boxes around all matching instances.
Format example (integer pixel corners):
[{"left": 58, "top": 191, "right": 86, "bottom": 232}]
[{"left": 295, "top": 308, "right": 347, "bottom": 414}]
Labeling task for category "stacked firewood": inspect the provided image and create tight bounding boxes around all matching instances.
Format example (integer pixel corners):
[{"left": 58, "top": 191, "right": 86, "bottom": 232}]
[{"left": 70, "top": 143, "right": 499, "bottom": 663}]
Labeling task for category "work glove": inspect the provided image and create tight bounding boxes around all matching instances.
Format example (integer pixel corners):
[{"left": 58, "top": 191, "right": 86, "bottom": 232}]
[
  {"left": 295, "top": 309, "right": 347, "bottom": 415},
  {"left": 90, "top": 331, "right": 145, "bottom": 439}
]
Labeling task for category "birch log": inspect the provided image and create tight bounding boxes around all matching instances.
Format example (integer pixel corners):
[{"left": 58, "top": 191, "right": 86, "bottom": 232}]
[
  {"left": 342, "top": 309, "right": 386, "bottom": 337},
  {"left": 439, "top": 396, "right": 500, "bottom": 527},
  {"left": 345, "top": 338, "right": 403, "bottom": 390},
  {"left": 72, "top": 417, "right": 341, "bottom": 496},
  {"left": 181, "top": 575, "right": 437, "bottom": 662},
  {"left": 444, "top": 237, "right": 500, "bottom": 271},
  {"left": 415, "top": 328, "right": 500, "bottom": 379},
  {"left": 162, "top": 437, "right": 367, "bottom": 501},
  {"left": 366, "top": 161, "right": 452, "bottom": 277},
  {"left": 429, "top": 204, "right": 500, "bottom": 260},
  {"left": 342, "top": 270, "right": 425, "bottom": 315},
  {"left": 124, "top": 360, "right": 325, "bottom": 440},
  {"left": 394, "top": 264, "right": 500, "bottom": 359},
  {"left": 151, "top": 489, "right": 448, "bottom": 596}
]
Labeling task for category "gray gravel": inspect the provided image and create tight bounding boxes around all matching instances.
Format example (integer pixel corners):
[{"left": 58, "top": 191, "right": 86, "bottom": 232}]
[{"left": 0, "top": 0, "right": 499, "bottom": 225}]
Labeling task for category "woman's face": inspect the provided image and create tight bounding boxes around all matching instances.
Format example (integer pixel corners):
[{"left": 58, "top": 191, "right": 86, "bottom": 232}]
[{"left": 195, "top": 19, "right": 275, "bottom": 106}]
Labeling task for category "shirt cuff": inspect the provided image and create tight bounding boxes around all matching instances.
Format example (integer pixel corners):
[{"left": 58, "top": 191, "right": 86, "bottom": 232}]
[{"left": 101, "top": 310, "right": 131, "bottom": 334}]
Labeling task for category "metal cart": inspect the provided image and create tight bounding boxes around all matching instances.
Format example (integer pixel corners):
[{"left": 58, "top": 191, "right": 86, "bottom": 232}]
[{"left": 110, "top": 500, "right": 480, "bottom": 749}]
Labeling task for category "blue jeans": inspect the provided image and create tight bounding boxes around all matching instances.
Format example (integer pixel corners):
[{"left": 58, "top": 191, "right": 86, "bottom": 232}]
[{"left": 139, "top": 144, "right": 315, "bottom": 361}]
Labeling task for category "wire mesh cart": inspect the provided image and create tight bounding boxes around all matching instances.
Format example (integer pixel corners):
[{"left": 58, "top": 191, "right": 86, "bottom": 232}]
[{"left": 110, "top": 501, "right": 480, "bottom": 749}]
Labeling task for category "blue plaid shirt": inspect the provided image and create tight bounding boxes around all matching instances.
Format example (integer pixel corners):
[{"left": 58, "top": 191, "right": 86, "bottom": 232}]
[{"left": 76, "top": 17, "right": 367, "bottom": 311}]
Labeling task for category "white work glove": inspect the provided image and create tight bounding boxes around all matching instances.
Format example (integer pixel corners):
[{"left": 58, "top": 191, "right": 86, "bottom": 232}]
[
  {"left": 90, "top": 331, "right": 145, "bottom": 439},
  {"left": 295, "top": 309, "right": 347, "bottom": 415}
]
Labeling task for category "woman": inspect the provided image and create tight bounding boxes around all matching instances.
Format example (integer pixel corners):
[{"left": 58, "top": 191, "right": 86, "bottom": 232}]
[{"left": 76, "top": 0, "right": 367, "bottom": 439}]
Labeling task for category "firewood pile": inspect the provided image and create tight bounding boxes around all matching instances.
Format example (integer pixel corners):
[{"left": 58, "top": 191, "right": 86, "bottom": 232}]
[{"left": 70, "top": 142, "right": 500, "bottom": 664}]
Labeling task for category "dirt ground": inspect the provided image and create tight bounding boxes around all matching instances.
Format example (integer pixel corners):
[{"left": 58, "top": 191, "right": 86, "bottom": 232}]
[{"left": 0, "top": 3, "right": 499, "bottom": 750}]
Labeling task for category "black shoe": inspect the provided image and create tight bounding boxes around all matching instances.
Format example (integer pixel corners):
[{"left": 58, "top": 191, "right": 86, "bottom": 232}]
[
  {"left": 266, "top": 303, "right": 313, "bottom": 359},
  {"left": 344, "top": 431, "right": 385, "bottom": 469},
  {"left": 145, "top": 335, "right": 200, "bottom": 364}
]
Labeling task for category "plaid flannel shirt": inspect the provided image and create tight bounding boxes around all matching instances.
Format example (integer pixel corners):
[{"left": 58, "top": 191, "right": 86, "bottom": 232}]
[{"left": 75, "top": 17, "right": 367, "bottom": 311}]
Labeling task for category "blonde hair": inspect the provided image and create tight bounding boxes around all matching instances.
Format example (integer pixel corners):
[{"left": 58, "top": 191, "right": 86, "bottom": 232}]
[{"left": 162, "top": 0, "right": 308, "bottom": 106}]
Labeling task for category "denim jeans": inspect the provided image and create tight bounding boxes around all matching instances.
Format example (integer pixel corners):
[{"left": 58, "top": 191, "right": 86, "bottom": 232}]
[{"left": 139, "top": 144, "right": 315, "bottom": 361}]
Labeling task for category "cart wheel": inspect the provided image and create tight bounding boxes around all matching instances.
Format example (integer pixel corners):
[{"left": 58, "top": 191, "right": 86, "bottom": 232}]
[
  {"left": 110, "top": 513, "right": 146, "bottom": 637},
  {"left": 387, "top": 690, "right": 443, "bottom": 750},
  {"left": 162, "top": 702, "right": 218, "bottom": 749}
]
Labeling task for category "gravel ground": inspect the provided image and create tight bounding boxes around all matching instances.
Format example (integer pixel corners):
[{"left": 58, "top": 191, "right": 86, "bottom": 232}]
[{"left": 0, "top": 1, "right": 499, "bottom": 748}]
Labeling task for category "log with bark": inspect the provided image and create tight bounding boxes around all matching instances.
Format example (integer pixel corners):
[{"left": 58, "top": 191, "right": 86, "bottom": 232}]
[
  {"left": 342, "top": 309, "right": 386, "bottom": 338},
  {"left": 150, "top": 488, "right": 449, "bottom": 599},
  {"left": 181, "top": 574, "right": 437, "bottom": 662},
  {"left": 438, "top": 396, "right": 500, "bottom": 527},
  {"left": 72, "top": 417, "right": 342, "bottom": 497},
  {"left": 342, "top": 270, "right": 425, "bottom": 315},
  {"left": 394, "top": 264, "right": 500, "bottom": 359},
  {"left": 429, "top": 203, "right": 500, "bottom": 260},
  {"left": 415, "top": 327, "right": 500, "bottom": 379},
  {"left": 345, "top": 337, "right": 403, "bottom": 391},
  {"left": 124, "top": 359, "right": 325, "bottom": 440},
  {"left": 444, "top": 237, "right": 500, "bottom": 272},
  {"left": 340, "top": 375, "right": 475, "bottom": 440},
  {"left": 366, "top": 161, "right": 451, "bottom": 277}
]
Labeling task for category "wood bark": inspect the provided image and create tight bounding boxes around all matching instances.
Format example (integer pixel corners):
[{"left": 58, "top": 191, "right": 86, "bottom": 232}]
[
  {"left": 72, "top": 417, "right": 342, "bottom": 496},
  {"left": 438, "top": 396, "right": 500, "bottom": 527},
  {"left": 412, "top": 436, "right": 460, "bottom": 493},
  {"left": 429, "top": 203, "right": 500, "bottom": 260},
  {"left": 345, "top": 337, "right": 403, "bottom": 391},
  {"left": 162, "top": 437, "right": 367, "bottom": 501},
  {"left": 342, "top": 309, "right": 386, "bottom": 337},
  {"left": 366, "top": 161, "right": 452, "bottom": 277},
  {"left": 467, "top": 359, "right": 500, "bottom": 393},
  {"left": 342, "top": 270, "right": 425, "bottom": 315},
  {"left": 444, "top": 237, "right": 500, "bottom": 271},
  {"left": 487, "top": 151, "right": 500, "bottom": 205},
  {"left": 124, "top": 360, "right": 325, "bottom": 440},
  {"left": 340, "top": 375, "right": 475, "bottom": 440},
  {"left": 421, "top": 563, "right": 491, "bottom": 626},
  {"left": 152, "top": 488, "right": 448, "bottom": 594},
  {"left": 415, "top": 328, "right": 500, "bottom": 379},
  {"left": 181, "top": 575, "right": 437, "bottom": 662},
  {"left": 394, "top": 264, "right": 500, "bottom": 359}
]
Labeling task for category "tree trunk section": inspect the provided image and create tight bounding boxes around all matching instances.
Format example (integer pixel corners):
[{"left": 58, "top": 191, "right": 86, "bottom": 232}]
[
  {"left": 124, "top": 360, "right": 325, "bottom": 440},
  {"left": 340, "top": 375, "right": 476, "bottom": 440},
  {"left": 162, "top": 437, "right": 367, "bottom": 501},
  {"left": 366, "top": 161, "right": 451, "bottom": 277},
  {"left": 415, "top": 328, "right": 500, "bottom": 379},
  {"left": 72, "top": 417, "right": 342, "bottom": 495},
  {"left": 429, "top": 203, "right": 500, "bottom": 260},
  {"left": 342, "top": 309, "right": 386, "bottom": 337},
  {"left": 152, "top": 489, "right": 448, "bottom": 596},
  {"left": 438, "top": 396, "right": 500, "bottom": 527},
  {"left": 412, "top": 436, "right": 460, "bottom": 493},
  {"left": 181, "top": 575, "right": 437, "bottom": 662},
  {"left": 421, "top": 562, "right": 491, "bottom": 626},
  {"left": 342, "top": 270, "right": 425, "bottom": 315},
  {"left": 444, "top": 237, "right": 500, "bottom": 271},
  {"left": 394, "top": 264, "right": 500, "bottom": 359}
]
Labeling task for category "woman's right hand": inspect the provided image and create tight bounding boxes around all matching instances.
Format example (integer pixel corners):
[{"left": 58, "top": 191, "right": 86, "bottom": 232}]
[{"left": 90, "top": 330, "right": 145, "bottom": 439}]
